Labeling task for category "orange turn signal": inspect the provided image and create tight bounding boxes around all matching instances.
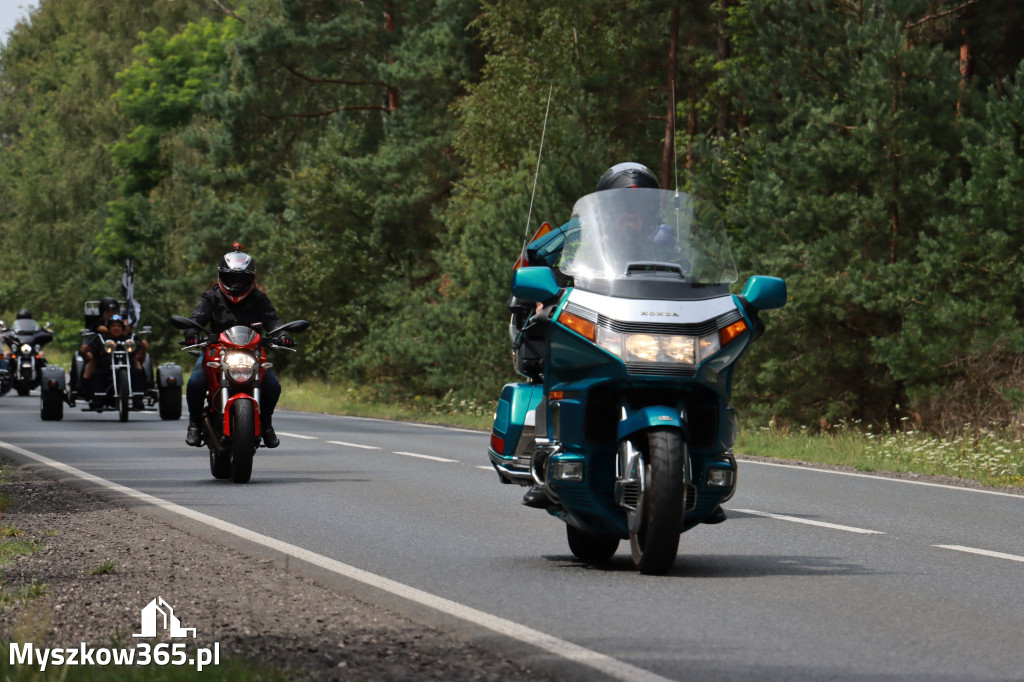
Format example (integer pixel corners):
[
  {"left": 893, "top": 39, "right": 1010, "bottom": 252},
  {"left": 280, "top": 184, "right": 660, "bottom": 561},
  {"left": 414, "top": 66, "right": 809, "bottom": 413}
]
[
  {"left": 719, "top": 320, "right": 748, "bottom": 346},
  {"left": 558, "top": 311, "right": 596, "bottom": 341}
]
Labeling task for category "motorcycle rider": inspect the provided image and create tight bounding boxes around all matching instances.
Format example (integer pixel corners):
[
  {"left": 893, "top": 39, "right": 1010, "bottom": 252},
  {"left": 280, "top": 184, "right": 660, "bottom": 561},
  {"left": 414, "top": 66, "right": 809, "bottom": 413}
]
[
  {"left": 81, "top": 314, "right": 147, "bottom": 409},
  {"left": 74, "top": 297, "right": 125, "bottom": 397},
  {"left": 3, "top": 309, "right": 47, "bottom": 374},
  {"left": 183, "top": 245, "right": 293, "bottom": 449}
]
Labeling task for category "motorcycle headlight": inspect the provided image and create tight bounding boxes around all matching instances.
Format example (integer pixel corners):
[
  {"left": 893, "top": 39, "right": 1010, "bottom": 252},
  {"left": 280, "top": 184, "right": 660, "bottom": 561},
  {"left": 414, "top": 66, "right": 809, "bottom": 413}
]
[
  {"left": 104, "top": 340, "right": 116, "bottom": 353},
  {"left": 624, "top": 334, "right": 662, "bottom": 363},
  {"left": 223, "top": 351, "right": 258, "bottom": 383},
  {"left": 600, "top": 331, "right": 723, "bottom": 366},
  {"left": 125, "top": 339, "right": 137, "bottom": 353},
  {"left": 19, "top": 343, "right": 32, "bottom": 355}
]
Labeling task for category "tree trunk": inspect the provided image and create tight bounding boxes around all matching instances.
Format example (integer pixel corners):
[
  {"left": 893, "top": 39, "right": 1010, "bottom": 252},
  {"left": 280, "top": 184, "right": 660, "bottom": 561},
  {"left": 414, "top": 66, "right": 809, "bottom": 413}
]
[
  {"left": 660, "top": 5, "right": 680, "bottom": 188},
  {"left": 717, "top": 0, "right": 732, "bottom": 136}
]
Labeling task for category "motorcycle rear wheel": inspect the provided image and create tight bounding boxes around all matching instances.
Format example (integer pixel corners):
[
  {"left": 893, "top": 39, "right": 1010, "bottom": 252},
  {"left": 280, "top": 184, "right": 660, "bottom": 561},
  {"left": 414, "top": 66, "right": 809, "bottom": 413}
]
[
  {"left": 566, "top": 524, "right": 619, "bottom": 563},
  {"left": 628, "top": 427, "right": 685, "bottom": 575},
  {"left": 40, "top": 391, "right": 63, "bottom": 421},
  {"left": 229, "top": 400, "right": 256, "bottom": 483},
  {"left": 158, "top": 386, "right": 182, "bottom": 421},
  {"left": 116, "top": 368, "right": 129, "bottom": 422}
]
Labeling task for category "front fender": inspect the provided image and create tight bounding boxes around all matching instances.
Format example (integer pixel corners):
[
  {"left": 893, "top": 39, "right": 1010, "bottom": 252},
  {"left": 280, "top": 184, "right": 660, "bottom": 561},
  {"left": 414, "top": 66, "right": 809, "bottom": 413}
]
[
  {"left": 223, "top": 394, "right": 260, "bottom": 437},
  {"left": 617, "top": 406, "right": 685, "bottom": 441}
]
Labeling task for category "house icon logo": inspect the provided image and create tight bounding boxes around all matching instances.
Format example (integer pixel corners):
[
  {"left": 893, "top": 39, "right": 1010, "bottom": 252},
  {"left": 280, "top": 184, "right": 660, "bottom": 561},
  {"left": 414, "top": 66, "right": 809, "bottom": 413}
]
[{"left": 133, "top": 597, "right": 197, "bottom": 639}]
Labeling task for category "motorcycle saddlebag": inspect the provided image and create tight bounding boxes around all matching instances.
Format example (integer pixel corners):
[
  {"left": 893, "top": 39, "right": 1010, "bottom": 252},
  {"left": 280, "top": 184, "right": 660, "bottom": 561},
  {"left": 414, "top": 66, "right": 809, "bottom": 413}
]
[
  {"left": 39, "top": 365, "right": 65, "bottom": 393},
  {"left": 156, "top": 363, "right": 184, "bottom": 389}
]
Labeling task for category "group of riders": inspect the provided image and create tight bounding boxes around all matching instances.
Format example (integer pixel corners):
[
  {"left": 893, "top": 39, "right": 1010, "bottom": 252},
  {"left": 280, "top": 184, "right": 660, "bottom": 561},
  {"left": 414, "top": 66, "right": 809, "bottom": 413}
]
[
  {"left": 7, "top": 161, "right": 655, "bottom": 456},
  {"left": 3, "top": 244, "right": 291, "bottom": 449}
]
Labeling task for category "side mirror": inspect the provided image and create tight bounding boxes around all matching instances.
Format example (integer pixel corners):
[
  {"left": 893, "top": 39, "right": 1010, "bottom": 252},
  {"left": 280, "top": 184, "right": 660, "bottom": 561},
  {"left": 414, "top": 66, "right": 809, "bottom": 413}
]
[
  {"left": 169, "top": 315, "right": 211, "bottom": 335},
  {"left": 741, "top": 276, "right": 787, "bottom": 311},
  {"left": 270, "top": 320, "right": 310, "bottom": 335},
  {"left": 511, "top": 267, "right": 560, "bottom": 304}
]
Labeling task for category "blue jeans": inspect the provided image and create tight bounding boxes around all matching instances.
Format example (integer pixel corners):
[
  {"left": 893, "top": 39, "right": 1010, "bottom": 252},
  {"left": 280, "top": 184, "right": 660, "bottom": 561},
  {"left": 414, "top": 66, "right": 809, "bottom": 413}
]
[{"left": 186, "top": 356, "right": 281, "bottom": 423}]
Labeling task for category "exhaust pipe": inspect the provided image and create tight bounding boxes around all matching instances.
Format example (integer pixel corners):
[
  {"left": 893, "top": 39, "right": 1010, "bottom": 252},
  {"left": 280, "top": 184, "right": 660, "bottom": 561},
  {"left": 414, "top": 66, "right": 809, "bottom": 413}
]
[{"left": 201, "top": 414, "right": 226, "bottom": 454}]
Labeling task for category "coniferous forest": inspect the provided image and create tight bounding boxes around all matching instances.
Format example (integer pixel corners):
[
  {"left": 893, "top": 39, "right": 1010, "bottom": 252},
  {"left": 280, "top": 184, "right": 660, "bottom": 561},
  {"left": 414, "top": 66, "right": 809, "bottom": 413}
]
[{"left": 1, "top": 0, "right": 1022, "bottom": 432}]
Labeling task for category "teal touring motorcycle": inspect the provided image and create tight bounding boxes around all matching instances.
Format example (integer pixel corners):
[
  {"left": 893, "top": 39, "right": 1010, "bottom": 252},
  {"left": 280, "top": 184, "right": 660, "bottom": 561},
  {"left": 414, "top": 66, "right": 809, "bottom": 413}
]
[{"left": 487, "top": 187, "right": 786, "bottom": 575}]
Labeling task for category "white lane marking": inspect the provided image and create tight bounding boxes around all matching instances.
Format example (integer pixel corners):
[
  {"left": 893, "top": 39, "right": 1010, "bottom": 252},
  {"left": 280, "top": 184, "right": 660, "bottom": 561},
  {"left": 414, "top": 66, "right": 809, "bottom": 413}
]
[
  {"left": 278, "top": 432, "right": 317, "bottom": 440},
  {"left": 732, "top": 508, "right": 885, "bottom": 535},
  {"left": 393, "top": 451, "right": 458, "bottom": 464},
  {"left": 935, "top": 545, "right": 1024, "bottom": 564},
  {"left": 0, "top": 439, "right": 672, "bottom": 682},
  {"left": 327, "top": 440, "right": 381, "bottom": 450},
  {"left": 476, "top": 466, "right": 493, "bottom": 471},
  {"left": 740, "top": 458, "right": 1024, "bottom": 499}
]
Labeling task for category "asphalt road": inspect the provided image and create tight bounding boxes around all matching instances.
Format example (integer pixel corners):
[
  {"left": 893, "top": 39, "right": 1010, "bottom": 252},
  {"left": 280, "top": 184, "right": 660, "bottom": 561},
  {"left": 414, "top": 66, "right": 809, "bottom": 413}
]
[{"left": 1, "top": 391, "right": 1022, "bottom": 682}]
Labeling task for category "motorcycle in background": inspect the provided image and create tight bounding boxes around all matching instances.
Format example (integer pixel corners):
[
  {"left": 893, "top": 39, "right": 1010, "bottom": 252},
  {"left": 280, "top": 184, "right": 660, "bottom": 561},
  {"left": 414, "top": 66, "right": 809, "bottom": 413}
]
[
  {"left": 39, "top": 300, "right": 183, "bottom": 422},
  {"left": 488, "top": 188, "right": 786, "bottom": 575},
  {"left": 1, "top": 318, "right": 52, "bottom": 396},
  {"left": 170, "top": 315, "right": 309, "bottom": 483}
]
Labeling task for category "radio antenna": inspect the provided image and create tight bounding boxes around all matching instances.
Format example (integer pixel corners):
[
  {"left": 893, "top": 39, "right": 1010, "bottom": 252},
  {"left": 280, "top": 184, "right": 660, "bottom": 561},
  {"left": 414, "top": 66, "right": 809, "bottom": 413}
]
[
  {"left": 520, "top": 83, "right": 554, "bottom": 254},
  {"left": 671, "top": 79, "right": 679, "bottom": 192}
]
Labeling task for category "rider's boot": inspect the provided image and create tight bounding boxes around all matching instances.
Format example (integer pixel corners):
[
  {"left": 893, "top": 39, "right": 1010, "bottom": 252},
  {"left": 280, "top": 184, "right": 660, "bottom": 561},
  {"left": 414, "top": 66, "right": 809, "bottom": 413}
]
[
  {"left": 261, "top": 415, "right": 280, "bottom": 449},
  {"left": 522, "top": 484, "right": 555, "bottom": 509},
  {"left": 185, "top": 416, "right": 203, "bottom": 447},
  {"left": 703, "top": 505, "right": 727, "bottom": 524}
]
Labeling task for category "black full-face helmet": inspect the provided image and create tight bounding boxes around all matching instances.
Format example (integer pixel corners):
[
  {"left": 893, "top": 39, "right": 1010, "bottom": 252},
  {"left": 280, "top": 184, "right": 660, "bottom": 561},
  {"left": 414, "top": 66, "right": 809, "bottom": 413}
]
[
  {"left": 218, "top": 243, "right": 256, "bottom": 304},
  {"left": 595, "top": 162, "right": 660, "bottom": 191},
  {"left": 16, "top": 309, "right": 32, "bottom": 320},
  {"left": 99, "top": 297, "right": 120, "bottom": 317}
]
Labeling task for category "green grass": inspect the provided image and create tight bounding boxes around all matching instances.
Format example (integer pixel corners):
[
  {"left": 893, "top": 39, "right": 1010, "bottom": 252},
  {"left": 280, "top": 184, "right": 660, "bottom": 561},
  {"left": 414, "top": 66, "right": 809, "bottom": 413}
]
[
  {"left": 277, "top": 378, "right": 494, "bottom": 431},
  {"left": 87, "top": 559, "right": 117, "bottom": 576},
  {"left": 736, "top": 420, "right": 1024, "bottom": 489},
  {"left": 0, "top": 539, "right": 39, "bottom": 567},
  {"left": 277, "top": 379, "right": 1024, "bottom": 490}
]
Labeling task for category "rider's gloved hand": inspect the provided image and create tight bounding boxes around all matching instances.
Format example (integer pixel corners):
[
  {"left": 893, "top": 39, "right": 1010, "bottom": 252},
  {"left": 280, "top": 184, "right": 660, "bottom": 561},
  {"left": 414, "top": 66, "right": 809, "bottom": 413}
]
[
  {"left": 184, "top": 331, "right": 200, "bottom": 346},
  {"left": 278, "top": 332, "right": 294, "bottom": 348}
]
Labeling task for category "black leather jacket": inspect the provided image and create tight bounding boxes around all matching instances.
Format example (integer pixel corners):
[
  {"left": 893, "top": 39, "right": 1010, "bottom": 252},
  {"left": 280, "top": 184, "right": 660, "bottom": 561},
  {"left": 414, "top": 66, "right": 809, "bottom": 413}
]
[{"left": 189, "top": 286, "right": 285, "bottom": 335}]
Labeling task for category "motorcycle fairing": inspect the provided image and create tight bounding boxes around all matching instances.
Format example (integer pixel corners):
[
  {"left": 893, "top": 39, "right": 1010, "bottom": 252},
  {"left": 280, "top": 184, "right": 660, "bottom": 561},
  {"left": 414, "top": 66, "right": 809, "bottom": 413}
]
[{"left": 519, "top": 288, "right": 749, "bottom": 537}]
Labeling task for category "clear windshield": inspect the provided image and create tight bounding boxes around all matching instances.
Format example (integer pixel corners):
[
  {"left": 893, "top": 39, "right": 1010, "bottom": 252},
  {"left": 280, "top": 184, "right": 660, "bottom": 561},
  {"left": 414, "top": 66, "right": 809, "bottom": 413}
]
[
  {"left": 557, "top": 189, "right": 737, "bottom": 288},
  {"left": 12, "top": 319, "right": 41, "bottom": 333},
  {"left": 223, "top": 325, "right": 258, "bottom": 346}
]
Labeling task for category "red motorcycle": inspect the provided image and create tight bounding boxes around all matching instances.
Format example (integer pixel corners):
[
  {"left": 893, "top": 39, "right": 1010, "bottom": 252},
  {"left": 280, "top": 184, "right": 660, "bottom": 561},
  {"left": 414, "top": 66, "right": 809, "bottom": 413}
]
[{"left": 170, "top": 315, "right": 309, "bottom": 483}]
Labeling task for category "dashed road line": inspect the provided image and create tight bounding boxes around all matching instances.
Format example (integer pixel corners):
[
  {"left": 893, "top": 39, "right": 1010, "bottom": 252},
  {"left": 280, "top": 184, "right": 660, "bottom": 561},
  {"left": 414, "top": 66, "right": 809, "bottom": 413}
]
[
  {"left": 278, "top": 432, "right": 317, "bottom": 440},
  {"left": 934, "top": 545, "right": 1024, "bottom": 564},
  {"left": 393, "top": 451, "right": 458, "bottom": 463},
  {"left": 732, "top": 508, "right": 886, "bottom": 535},
  {"left": 327, "top": 441, "right": 381, "bottom": 450}
]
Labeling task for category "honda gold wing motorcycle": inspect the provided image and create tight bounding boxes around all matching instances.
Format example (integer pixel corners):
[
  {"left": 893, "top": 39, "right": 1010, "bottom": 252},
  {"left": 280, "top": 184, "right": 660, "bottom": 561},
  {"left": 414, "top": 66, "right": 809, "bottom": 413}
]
[
  {"left": 170, "top": 316, "right": 309, "bottom": 483},
  {"left": 488, "top": 188, "right": 786, "bottom": 575}
]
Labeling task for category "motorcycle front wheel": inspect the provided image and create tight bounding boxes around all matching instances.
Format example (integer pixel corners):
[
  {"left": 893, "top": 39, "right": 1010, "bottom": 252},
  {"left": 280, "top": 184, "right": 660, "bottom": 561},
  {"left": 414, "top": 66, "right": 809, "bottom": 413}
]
[
  {"left": 116, "top": 368, "right": 129, "bottom": 422},
  {"left": 229, "top": 399, "right": 256, "bottom": 483},
  {"left": 628, "top": 427, "right": 686, "bottom": 575}
]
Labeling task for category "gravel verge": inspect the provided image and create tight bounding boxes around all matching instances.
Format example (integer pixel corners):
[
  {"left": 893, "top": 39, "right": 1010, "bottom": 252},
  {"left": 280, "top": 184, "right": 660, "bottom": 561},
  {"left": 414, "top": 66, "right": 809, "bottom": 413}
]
[{"left": 0, "top": 457, "right": 561, "bottom": 681}]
